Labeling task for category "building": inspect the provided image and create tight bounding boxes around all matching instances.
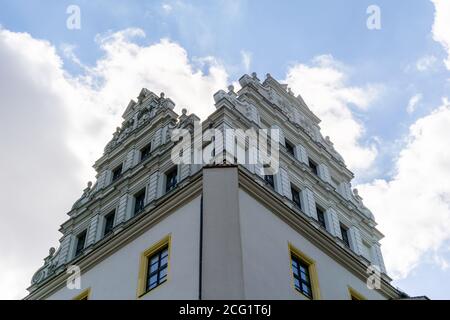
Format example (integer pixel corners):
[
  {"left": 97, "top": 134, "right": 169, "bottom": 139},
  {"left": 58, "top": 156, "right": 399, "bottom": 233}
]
[{"left": 26, "top": 73, "right": 405, "bottom": 300}]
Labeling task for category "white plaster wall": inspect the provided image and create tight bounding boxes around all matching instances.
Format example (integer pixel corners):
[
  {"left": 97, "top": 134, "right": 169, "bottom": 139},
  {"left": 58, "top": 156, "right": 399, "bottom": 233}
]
[
  {"left": 47, "top": 196, "right": 201, "bottom": 300},
  {"left": 238, "top": 189, "right": 387, "bottom": 300}
]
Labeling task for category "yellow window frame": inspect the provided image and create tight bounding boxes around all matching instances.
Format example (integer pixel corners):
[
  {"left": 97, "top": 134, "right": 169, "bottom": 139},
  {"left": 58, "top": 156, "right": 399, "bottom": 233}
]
[
  {"left": 348, "top": 286, "right": 366, "bottom": 300},
  {"left": 72, "top": 288, "right": 91, "bottom": 300},
  {"left": 137, "top": 234, "right": 171, "bottom": 298},
  {"left": 288, "top": 243, "right": 321, "bottom": 300}
]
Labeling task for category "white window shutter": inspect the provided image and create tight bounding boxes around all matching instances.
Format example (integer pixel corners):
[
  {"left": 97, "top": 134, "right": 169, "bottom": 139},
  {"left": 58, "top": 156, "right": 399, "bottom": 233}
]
[
  {"left": 338, "top": 181, "right": 352, "bottom": 200},
  {"left": 57, "top": 236, "right": 72, "bottom": 266},
  {"left": 271, "top": 124, "right": 285, "bottom": 146},
  {"left": 152, "top": 127, "right": 162, "bottom": 149},
  {"left": 294, "top": 144, "right": 308, "bottom": 164},
  {"left": 86, "top": 214, "right": 100, "bottom": 247},
  {"left": 96, "top": 170, "right": 108, "bottom": 190},
  {"left": 179, "top": 163, "right": 191, "bottom": 181},
  {"left": 349, "top": 226, "right": 363, "bottom": 255},
  {"left": 123, "top": 149, "right": 137, "bottom": 171},
  {"left": 301, "top": 188, "right": 317, "bottom": 219},
  {"left": 325, "top": 207, "right": 342, "bottom": 239},
  {"left": 161, "top": 125, "right": 168, "bottom": 145},
  {"left": 254, "top": 162, "right": 264, "bottom": 177},
  {"left": 146, "top": 171, "right": 159, "bottom": 203},
  {"left": 318, "top": 164, "right": 331, "bottom": 184},
  {"left": 371, "top": 244, "right": 387, "bottom": 273},
  {"left": 116, "top": 193, "right": 129, "bottom": 224},
  {"left": 279, "top": 167, "right": 292, "bottom": 200}
]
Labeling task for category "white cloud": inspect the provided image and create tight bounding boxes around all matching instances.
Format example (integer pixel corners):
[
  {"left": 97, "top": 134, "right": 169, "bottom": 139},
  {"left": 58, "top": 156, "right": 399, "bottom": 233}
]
[
  {"left": 431, "top": 0, "right": 450, "bottom": 70},
  {"left": 241, "top": 50, "right": 252, "bottom": 72},
  {"left": 358, "top": 98, "right": 450, "bottom": 279},
  {"left": 161, "top": 3, "right": 173, "bottom": 13},
  {"left": 407, "top": 93, "right": 423, "bottom": 114},
  {"left": 416, "top": 55, "right": 437, "bottom": 71},
  {"left": 0, "top": 27, "right": 227, "bottom": 299},
  {"left": 285, "top": 55, "right": 381, "bottom": 172}
]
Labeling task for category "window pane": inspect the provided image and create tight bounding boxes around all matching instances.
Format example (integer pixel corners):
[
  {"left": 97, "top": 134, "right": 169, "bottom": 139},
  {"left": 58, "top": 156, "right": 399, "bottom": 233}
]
[
  {"left": 160, "top": 256, "right": 168, "bottom": 267},
  {"left": 150, "top": 256, "right": 159, "bottom": 265},
  {"left": 159, "top": 267, "right": 167, "bottom": 278},
  {"left": 145, "top": 245, "right": 169, "bottom": 292},
  {"left": 150, "top": 262, "right": 159, "bottom": 273}
]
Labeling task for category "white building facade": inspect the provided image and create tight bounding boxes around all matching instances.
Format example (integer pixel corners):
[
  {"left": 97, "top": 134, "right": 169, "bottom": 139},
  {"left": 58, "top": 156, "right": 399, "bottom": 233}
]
[{"left": 26, "top": 73, "right": 405, "bottom": 300}]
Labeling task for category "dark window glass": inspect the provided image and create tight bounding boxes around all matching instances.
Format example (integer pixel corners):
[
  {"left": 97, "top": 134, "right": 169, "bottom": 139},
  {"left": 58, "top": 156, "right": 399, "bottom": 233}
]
[
  {"left": 75, "top": 230, "right": 87, "bottom": 257},
  {"left": 134, "top": 190, "right": 146, "bottom": 215},
  {"left": 308, "top": 158, "right": 318, "bottom": 176},
  {"left": 112, "top": 164, "right": 123, "bottom": 182},
  {"left": 140, "top": 143, "right": 152, "bottom": 161},
  {"left": 340, "top": 224, "right": 350, "bottom": 248},
  {"left": 286, "top": 140, "right": 295, "bottom": 157},
  {"left": 103, "top": 211, "right": 115, "bottom": 236},
  {"left": 291, "top": 186, "right": 302, "bottom": 210},
  {"left": 316, "top": 207, "right": 326, "bottom": 230},
  {"left": 264, "top": 174, "right": 274, "bottom": 188},
  {"left": 165, "top": 167, "right": 178, "bottom": 193},
  {"left": 146, "top": 245, "right": 169, "bottom": 292},
  {"left": 291, "top": 254, "right": 313, "bottom": 299}
]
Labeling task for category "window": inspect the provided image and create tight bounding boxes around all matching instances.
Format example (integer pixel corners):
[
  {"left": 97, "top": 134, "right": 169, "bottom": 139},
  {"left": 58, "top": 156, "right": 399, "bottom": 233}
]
[
  {"left": 75, "top": 230, "right": 87, "bottom": 257},
  {"left": 316, "top": 206, "right": 326, "bottom": 230},
  {"left": 340, "top": 224, "right": 350, "bottom": 248},
  {"left": 291, "top": 185, "right": 302, "bottom": 210},
  {"left": 103, "top": 211, "right": 115, "bottom": 236},
  {"left": 291, "top": 255, "right": 313, "bottom": 298},
  {"left": 289, "top": 245, "right": 320, "bottom": 300},
  {"left": 165, "top": 167, "right": 178, "bottom": 193},
  {"left": 285, "top": 140, "right": 295, "bottom": 157},
  {"left": 140, "top": 143, "right": 152, "bottom": 162},
  {"left": 308, "top": 158, "right": 318, "bottom": 176},
  {"left": 112, "top": 164, "right": 123, "bottom": 182},
  {"left": 134, "top": 189, "right": 146, "bottom": 215},
  {"left": 264, "top": 174, "right": 274, "bottom": 188},
  {"left": 137, "top": 236, "right": 171, "bottom": 297}
]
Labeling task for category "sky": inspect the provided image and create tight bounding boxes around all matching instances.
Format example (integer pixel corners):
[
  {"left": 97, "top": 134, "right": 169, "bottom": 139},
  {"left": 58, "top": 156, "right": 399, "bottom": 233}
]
[{"left": 0, "top": 0, "right": 449, "bottom": 299}]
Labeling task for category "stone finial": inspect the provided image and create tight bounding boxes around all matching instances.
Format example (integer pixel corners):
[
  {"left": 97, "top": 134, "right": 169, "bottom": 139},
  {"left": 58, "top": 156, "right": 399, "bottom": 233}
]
[
  {"left": 353, "top": 188, "right": 359, "bottom": 196},
  {"left": 49, "top": 247, "right": 55, "bottom": 257},
  {"left": 182, "top": 108, "right": 187, "bottom": 115},
  {"left": 266, "top": 73, "right": 272, "bottom": 79},
  {"left": 87, "top": 181, "right": 92, "bottom": 189},
  {"left": 228, "top": 85, "right": 235, "bottom": 93},
  {"left": 251, "top": 72, "right": 257, "bottom": 79},
  {"left": 160, "top": 92, "right": 165, "bottom": 99}
]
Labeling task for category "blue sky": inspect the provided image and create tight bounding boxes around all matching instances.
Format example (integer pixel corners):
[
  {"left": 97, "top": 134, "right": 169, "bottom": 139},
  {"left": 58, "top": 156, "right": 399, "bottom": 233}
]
[{"left": 1, "top": 0, "right": 450, "bottom": 299}]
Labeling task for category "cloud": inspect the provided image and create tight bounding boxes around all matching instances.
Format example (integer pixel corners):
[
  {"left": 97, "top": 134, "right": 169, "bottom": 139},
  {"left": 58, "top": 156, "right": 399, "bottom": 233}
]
[
  {"left": 431, "top": 0, "right": 450, "bottom": 70},
  {"left": 0, "top": 27, "right": 227, "bottom": 299},
  {"left": 285, "top": 55, "right": 381, "bottom": 173},
  {"left": 416, "top": 55, "right": 437, "bottom": 72},
  {"left": 358, "top": 98, "right": 450, "bottom": 279},
  {"left": 161, "top": 3, "right": 173, "bottom": 13},
  {"left": 241, "top": 50, "right": 252, "bottom": 72},
  {"left": 407, "top": 93, "right": 423, "bottom": 114}
]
